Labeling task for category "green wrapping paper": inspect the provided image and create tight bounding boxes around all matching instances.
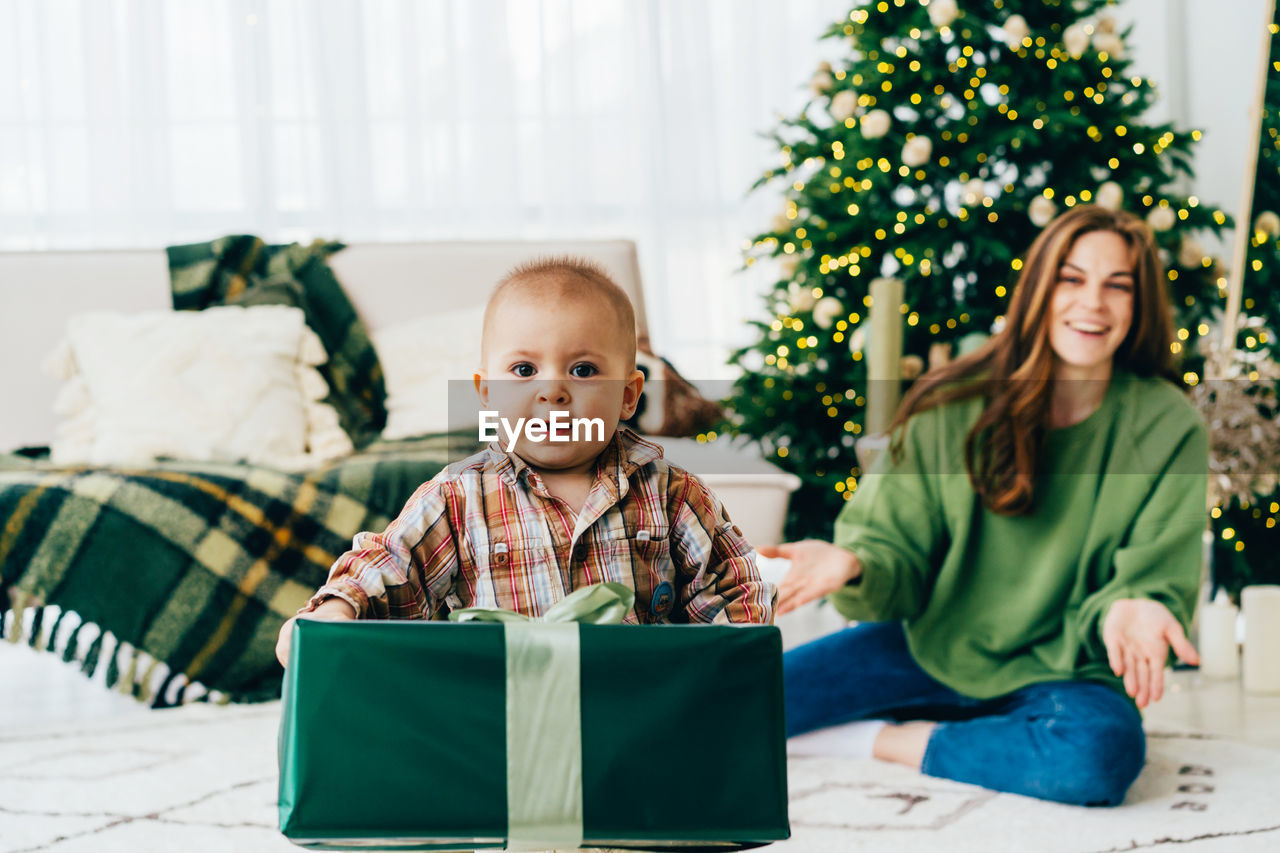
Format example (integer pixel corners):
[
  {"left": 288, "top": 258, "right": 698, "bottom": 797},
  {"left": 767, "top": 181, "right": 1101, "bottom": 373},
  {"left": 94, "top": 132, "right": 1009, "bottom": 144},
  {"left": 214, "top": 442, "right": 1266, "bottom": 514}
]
[{"left": 278, "top": 619, "right": 789, "bottom": 850}]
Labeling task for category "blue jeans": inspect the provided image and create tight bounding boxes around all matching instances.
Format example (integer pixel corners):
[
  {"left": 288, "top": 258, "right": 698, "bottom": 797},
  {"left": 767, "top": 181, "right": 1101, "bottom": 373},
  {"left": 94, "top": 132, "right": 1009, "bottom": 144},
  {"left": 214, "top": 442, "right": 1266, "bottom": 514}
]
[{"left": 785, "top": 621, "right": 1146, "bottom": 807}]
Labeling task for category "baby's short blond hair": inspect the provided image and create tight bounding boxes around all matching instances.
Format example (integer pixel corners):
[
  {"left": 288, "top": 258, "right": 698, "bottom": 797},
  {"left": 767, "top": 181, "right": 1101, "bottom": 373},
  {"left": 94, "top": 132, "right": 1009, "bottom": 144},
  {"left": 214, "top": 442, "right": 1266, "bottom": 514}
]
[{"left": 483, "top": 256, "right": 638, "bottom": 364}]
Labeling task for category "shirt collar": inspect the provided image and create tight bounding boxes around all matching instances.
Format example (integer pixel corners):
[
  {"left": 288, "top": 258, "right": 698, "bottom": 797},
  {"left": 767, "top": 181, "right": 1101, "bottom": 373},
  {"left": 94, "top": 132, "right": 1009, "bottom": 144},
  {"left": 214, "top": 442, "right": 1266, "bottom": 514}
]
[{"left": 486, "top": 426, "right": 664, "bottom": 489}]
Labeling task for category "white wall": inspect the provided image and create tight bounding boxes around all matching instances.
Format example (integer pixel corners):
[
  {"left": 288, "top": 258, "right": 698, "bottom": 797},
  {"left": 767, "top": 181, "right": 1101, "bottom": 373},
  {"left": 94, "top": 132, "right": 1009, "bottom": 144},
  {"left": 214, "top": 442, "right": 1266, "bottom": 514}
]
[
  {"left": 1120, "top": 0, "right": 1272, "bottom": 254},
  {"left": 1, "top": 2, "right": 1271, "bottom": 380}
]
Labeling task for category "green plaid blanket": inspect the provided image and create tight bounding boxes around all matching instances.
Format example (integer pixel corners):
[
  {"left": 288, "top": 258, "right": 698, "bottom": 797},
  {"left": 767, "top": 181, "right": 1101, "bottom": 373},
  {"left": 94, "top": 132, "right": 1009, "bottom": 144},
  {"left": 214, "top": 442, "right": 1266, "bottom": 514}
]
[{"left": 0, "top": 435, "right": 477, "bottom": 705}]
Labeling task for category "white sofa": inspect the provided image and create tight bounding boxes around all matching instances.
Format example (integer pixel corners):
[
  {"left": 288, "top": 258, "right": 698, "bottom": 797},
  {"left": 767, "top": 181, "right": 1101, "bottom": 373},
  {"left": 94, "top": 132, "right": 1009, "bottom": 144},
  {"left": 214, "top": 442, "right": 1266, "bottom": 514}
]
[{"left": 0, "top": 239, "right": 799, "bottom": 545}]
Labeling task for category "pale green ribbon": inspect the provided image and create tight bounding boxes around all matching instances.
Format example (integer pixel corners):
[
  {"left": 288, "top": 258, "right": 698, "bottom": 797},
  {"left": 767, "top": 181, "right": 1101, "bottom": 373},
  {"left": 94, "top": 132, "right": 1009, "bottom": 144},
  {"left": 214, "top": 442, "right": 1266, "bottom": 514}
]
[{"left": 450, "top": 583, "right": 635, "bottom": 850}]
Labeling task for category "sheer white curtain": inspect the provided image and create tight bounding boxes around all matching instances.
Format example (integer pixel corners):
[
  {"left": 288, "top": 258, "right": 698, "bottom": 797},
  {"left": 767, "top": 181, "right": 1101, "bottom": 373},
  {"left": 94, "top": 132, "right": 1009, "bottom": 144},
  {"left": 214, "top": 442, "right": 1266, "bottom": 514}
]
[{"left": 1, "top": 0, "right": 847, "bottom": 374}]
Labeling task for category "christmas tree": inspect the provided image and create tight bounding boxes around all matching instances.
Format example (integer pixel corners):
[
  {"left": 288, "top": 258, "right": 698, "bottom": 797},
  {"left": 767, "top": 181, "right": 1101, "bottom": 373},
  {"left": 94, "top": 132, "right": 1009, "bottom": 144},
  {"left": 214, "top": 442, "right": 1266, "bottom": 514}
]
[
  {"left": 728, "top": 0, "right": 1229, "bottom": 539},
  {"left": 1207, "top": 9, "right": 1280, "bottom": 596}
]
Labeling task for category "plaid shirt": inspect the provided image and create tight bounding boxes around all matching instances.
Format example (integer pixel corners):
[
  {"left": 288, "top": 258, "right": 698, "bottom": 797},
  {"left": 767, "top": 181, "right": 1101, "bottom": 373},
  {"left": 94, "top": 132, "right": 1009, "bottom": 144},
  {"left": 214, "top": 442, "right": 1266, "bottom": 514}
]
[{"left": 306, "top": 428, "right": 774, "bottom": 624}]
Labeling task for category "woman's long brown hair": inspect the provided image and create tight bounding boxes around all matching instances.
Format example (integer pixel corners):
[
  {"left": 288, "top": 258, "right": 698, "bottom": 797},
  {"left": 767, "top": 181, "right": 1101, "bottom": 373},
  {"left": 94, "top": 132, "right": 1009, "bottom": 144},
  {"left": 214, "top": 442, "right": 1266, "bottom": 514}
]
[{"left": 888, "top": 204, "right": 1180, "bottom": 515}]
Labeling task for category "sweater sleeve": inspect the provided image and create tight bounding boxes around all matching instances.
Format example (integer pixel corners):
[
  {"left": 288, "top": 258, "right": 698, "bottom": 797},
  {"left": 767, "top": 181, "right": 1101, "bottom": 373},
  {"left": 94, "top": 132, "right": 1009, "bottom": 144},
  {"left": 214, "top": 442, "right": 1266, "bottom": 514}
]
[
  {"left": 828, "top": 408, "right": 949, "bottom": 622},
  {"left": 1074, "top": 412, "right": 1209, "bottom": 659}
]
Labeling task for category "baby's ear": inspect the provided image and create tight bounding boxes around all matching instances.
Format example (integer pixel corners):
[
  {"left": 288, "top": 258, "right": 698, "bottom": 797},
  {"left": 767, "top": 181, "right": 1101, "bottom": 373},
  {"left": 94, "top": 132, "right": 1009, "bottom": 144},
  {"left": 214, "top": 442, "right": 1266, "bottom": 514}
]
[
  {"left": 619, "top": 368, "right": 645, "bottom": 420},
  {"left": 474, "top": 370, "right": 489, "bottom": 406}
]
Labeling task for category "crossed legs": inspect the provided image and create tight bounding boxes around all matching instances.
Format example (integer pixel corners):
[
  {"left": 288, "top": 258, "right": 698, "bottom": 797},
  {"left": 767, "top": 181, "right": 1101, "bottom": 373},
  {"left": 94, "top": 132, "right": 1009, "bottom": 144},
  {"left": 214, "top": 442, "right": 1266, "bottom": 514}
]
[{"left": 785, "top": 620, "right": 1146, "bottom": 806}]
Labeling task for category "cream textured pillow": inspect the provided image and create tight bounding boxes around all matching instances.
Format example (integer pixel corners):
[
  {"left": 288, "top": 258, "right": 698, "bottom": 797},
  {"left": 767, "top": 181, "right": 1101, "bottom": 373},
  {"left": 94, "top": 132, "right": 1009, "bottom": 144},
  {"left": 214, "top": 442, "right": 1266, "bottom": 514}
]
[
  {"left": 44, "top": 305, "right": 353, "bottom": 469},
  {"left": 374, "top": 306, "right": 485, "bottom": 439}
]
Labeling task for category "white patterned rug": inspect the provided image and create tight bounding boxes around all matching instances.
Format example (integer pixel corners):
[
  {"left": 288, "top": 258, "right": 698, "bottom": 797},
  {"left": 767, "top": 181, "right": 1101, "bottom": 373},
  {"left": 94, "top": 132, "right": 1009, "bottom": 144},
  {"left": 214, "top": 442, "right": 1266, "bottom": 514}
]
[{"left": 2, "top": 702, "right": 1279, "bottom": 853}]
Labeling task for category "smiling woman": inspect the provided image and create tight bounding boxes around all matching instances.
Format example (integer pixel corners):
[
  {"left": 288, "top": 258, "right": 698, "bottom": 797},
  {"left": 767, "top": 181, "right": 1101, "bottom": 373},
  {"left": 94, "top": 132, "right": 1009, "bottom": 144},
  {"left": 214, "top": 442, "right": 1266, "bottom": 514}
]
[
  {"left": 887, "top": 205, "right": 1179, "bottom": 514},
  {"left": 766, "top": 205, "right": 1210, "bottom": 808}
]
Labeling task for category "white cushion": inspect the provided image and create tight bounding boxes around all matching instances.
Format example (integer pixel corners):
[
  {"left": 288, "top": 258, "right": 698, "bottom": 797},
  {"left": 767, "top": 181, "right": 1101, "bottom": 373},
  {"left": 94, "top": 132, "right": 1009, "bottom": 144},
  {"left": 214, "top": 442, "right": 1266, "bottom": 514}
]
[
  {"left": 44, "top": 305, "right": 352, "bottom": 469},
  {"left": 374, "top": 306, "right": 486, "bottom": 439},
  {"left": 0, "top": 241, "right": 646, "bottom": 452}
]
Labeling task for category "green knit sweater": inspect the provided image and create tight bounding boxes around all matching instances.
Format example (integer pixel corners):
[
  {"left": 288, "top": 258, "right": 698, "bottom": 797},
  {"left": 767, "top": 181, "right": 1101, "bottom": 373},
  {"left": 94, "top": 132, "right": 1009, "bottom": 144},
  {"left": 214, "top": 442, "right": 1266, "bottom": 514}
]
[{"left": 829, "top": 370, "right": 1209, "bottom": 700}]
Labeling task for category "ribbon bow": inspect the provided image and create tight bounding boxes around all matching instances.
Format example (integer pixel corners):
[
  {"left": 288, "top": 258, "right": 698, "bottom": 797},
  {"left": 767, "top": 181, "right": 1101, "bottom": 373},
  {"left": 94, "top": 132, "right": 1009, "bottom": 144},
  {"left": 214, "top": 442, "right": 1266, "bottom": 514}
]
[{"left": 448, "top": 581, "right": 635, "bottom": 625}]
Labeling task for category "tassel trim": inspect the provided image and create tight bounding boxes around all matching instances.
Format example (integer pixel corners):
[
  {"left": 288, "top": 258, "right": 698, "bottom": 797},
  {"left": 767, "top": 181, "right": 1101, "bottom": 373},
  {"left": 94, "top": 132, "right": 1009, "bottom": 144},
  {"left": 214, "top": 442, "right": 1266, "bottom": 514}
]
[{"left": 1, "top": 602, "right": 232, "bottom": 708}]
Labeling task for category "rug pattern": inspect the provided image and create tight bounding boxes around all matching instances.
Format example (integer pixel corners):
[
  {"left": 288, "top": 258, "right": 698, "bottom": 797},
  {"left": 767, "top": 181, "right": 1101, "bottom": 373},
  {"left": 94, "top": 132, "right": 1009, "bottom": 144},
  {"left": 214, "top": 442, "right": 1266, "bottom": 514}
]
[{"left": 1, "top": 703, "right": 1277, "bottom": 852}]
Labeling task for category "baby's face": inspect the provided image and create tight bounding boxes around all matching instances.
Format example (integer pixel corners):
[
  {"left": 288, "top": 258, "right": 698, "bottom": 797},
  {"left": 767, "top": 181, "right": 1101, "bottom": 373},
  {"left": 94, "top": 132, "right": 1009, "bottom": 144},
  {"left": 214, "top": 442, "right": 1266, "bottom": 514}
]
[{"left": 475, "top": 291, "right": 643, "bottom": 476}]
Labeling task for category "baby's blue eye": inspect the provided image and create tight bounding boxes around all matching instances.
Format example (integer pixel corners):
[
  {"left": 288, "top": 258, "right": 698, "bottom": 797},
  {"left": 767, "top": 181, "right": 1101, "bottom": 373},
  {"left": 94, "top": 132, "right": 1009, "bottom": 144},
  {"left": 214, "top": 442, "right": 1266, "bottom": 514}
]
[
  {"left": 511, "top": 363, "right": 536, "bottom": 378},
  {"left": 570, "top": 363, "right": 598, "bottom": 378}
]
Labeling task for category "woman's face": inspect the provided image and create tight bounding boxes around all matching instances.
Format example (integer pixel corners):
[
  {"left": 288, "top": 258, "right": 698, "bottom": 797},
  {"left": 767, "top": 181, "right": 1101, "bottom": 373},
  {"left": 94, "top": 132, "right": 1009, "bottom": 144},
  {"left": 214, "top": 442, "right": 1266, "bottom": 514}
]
[{"left": 1046, "top": 229, "right": 1135, "bottom": 381}]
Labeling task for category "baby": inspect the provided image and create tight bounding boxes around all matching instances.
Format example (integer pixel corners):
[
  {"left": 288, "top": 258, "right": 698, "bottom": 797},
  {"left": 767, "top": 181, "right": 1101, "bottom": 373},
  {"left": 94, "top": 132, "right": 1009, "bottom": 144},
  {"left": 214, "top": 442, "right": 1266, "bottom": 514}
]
[{"left": 276, "top": 256, "right": 773, "bottom": 665}]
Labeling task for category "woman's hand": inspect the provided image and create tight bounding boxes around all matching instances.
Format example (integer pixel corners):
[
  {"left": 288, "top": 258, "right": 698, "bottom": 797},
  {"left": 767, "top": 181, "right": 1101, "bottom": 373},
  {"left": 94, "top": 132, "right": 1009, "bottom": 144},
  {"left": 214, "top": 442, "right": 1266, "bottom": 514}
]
[
  {"left": 756, "top": 540, "right": 862, "bottom": 616},
  {"left": 1101, "top": 598, "right": 1200, "bottom": 708},
  {"left": 275, "top": 597, "right": 357, "bottom": 668}
]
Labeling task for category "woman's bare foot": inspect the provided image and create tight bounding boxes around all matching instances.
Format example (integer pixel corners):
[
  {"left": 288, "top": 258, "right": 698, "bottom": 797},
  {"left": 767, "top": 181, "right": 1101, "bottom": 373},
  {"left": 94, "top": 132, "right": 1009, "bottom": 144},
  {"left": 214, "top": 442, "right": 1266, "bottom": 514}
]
[{"left": 872, "top": 721, "right": 937, "bottom": 768}]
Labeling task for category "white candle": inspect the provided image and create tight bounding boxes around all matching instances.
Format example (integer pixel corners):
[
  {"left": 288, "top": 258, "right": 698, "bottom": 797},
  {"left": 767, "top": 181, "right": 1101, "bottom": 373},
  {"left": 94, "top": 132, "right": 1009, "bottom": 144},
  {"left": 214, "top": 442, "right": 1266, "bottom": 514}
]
[
  {"left": 865, "top": 277, "right": 904, "bottom": 436},
  {"left": 1242, "top": 585, "right": 1280, "bottom": 694},
  {"left": 1197, "top": 598, "right": 1239, "bottom": 679}
]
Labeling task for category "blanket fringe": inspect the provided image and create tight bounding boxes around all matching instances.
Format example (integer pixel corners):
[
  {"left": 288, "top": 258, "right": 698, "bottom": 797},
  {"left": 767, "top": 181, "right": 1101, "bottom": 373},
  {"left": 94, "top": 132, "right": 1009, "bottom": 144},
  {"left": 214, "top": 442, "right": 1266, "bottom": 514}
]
[
  {"left": 47, "top": 606, "right": 70, "bottom": 653},
  {"left": 102, "top": 635, "right": 121, "bottom": 687},
  {"left": 135, "top": 655, "right": 160, "bottom": 703},
  {"left": 6, "top": 591, "right": 33, "bottom": 642},
  {"left": 62, "top": 620, "right": 86, "bottom": 663},
  {"left": 2, "top": 602, "right": 224, "bottom": 709},
  {"left": 82, "top": 627, "right": 107, "bottom": 679},
  {"left": 27, "top": 605, "right": 45, "bottom": 651},
  {"left": 116, "top": 643, "right": 139, "bottom": 694}
]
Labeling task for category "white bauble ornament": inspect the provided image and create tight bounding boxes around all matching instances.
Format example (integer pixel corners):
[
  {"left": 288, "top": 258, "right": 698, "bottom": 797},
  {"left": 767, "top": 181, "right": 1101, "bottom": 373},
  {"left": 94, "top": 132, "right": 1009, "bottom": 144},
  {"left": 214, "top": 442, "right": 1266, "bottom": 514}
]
[
  {"left": 928, "top": 341, "right": 953, "bottom": 370},
  {"left": 812, "top": 296, "right": 843, "bottom": 330},
  {"left": 779, "top": 254, "right": 799, "bottom": 277},
  {"left": 927, "top": 0, "right": 959, "bottom": 27},
  {"left": 848, "top": 326, "right": 867, "bottom": 355},
  {"left": 1146, "top": 206, "right": 1176, "bottom": 232},
  {"left": 1093, "top": 32, "right": 1124, "bottom": 59},
  {"left": 1255, "top": 210, "right": 1280, "bottom": 238},
  {"left": 900, "top": 355, "right": 925, "bottom": 381},
  {"left": 788, "top": 281, "right": 817, "bottom": 313},
  {"left": 1029, "top": 195, "right": 1058, "bottom": 227},
  {"left": 860, "top": 109, "right": 891, "bottom": 139},
  {"left": 1063, "top": 23, "right": 1090, "bottom": 59},
  {"left": 1178, "top": 237, "right": 1205, "bottom": 269},
  {"left": 1003, "top": 14, "right": 1030, "bottom": 50},
  {"left": 961, "top": 178, "right": 986, "bottom": 207},
  {"left": 1095, "top": 181, "right": 1124, "bottom": 211},
  {"left": 902, "top": 135, "right": 933, "bottom": 168},
  {"left": 811, "top": 69, "right": 834, "bottom": 96},
  {"left": 1096, "top": 14, "right": 1117, "bottom": 34},
  {"left": 830, "top": 90, "right": 858, "bottom": 122}
]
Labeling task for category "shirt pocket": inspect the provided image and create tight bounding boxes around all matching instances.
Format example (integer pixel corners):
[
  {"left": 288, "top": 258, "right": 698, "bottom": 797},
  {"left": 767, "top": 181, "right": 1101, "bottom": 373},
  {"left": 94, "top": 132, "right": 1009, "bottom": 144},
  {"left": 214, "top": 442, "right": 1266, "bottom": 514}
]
[
  {"left": 472, "top": 538, "right": 557, "bottom": 613},
  {"left": 613, "top": 534, "right": 677, "bottom": 624}
]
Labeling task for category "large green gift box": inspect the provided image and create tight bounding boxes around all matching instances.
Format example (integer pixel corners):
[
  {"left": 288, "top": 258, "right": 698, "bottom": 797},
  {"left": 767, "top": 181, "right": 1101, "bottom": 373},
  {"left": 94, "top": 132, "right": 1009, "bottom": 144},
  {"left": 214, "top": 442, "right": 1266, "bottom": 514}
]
[{"left": 278, "top": 619, "right": 789, "bottom": 850}]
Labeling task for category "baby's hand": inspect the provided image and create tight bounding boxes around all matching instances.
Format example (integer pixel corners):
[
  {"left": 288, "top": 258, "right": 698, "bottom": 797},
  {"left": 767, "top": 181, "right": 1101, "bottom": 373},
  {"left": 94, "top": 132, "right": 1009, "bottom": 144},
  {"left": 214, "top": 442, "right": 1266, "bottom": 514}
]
[{"left": 275, "top": 598, "right": 357, "bottom": 668}]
